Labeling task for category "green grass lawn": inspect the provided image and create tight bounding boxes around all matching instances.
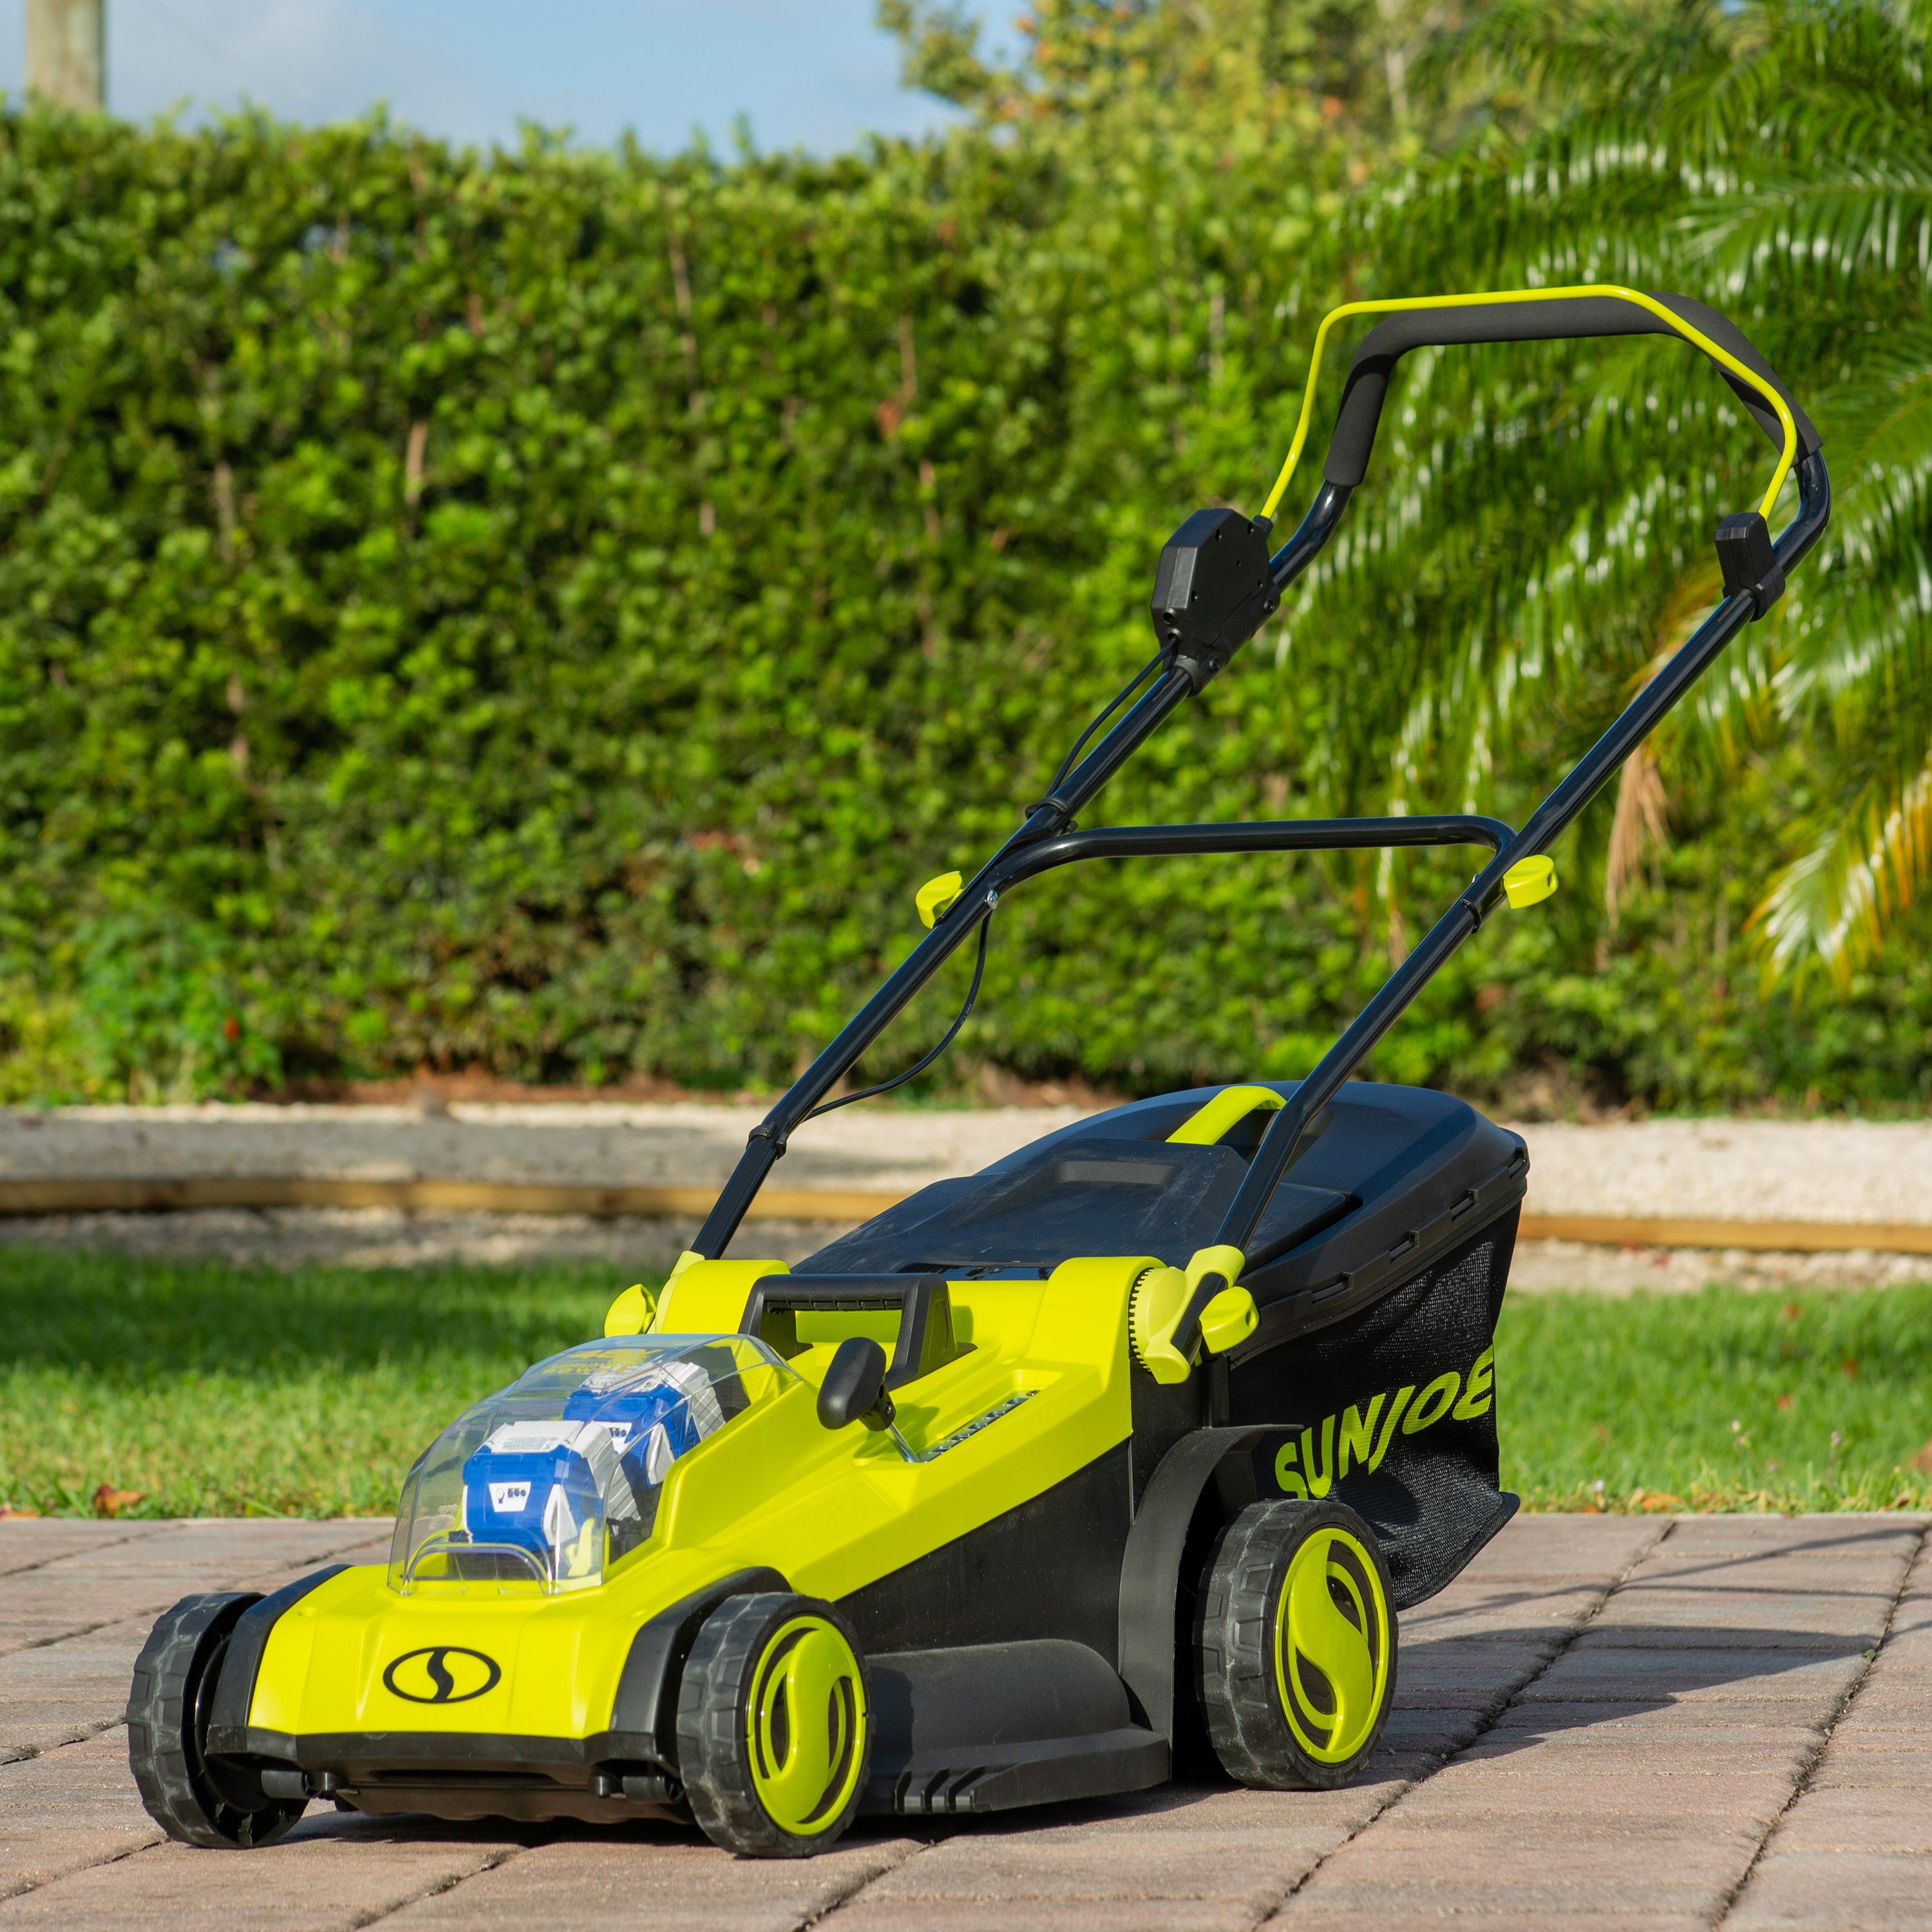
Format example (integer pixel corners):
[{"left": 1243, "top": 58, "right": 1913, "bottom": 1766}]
[
  {"left": 0, "top": 1248, "right": 620, "bottom": 1517},
  {"left": 1, "top": 1245, "right": 1928, "bottom": 1517},
  {"left": 1501, "top": 1280, "right": 1932, "bottom": 1511}
]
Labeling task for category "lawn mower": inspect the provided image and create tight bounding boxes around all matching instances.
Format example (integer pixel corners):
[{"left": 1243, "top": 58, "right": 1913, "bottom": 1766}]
[{"left": 129, "top": 286, "right": 1827, "bottom": 1857}]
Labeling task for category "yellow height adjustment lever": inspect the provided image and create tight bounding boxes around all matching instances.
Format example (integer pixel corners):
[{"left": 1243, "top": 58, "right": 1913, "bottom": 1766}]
[
  {"left": 603, "top": 1280, "right": 659, "bottom": 1336},
  {"left": 1502, "top": 855, "right": 1558, "bottom": 909},
  {"left": 1130, "top": 1244, "right": 1260, "bottom": 1385},
  {"left": 916, "top": 871, "right": 963, "bottom": 929},
  {"left": 1126, "top": 1091, "right": 1279, "bottom": 1379}
]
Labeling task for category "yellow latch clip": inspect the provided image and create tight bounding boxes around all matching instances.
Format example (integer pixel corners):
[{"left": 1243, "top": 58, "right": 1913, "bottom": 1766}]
[
  {"left": 916, "top": 871, "right": 964, "bottom": 928},
  {"left": 1502, "top": 855, "right": 1558, "bottom": 909},
  {"left": 603, "top": 1280, "right": 658, "bottom": 1336}
]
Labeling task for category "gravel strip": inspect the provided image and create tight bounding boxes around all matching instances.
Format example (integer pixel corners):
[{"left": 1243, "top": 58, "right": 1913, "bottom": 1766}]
[
  {"left": 1, "top": 1104, "right": 1925, "bottom": 1228},
  {"left": 0, "top": 1104, "right": 1926, "bottom": 1285}
]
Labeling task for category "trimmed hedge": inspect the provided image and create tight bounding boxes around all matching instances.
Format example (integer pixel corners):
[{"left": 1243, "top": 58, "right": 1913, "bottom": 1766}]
[{"left": 0, "top": 108, "right": 1925, "bottom": 1110}]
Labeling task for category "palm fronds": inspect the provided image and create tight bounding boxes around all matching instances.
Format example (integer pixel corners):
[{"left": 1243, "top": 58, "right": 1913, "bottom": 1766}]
[{"left": 1321, "top": 0, "right": 1932, "bottom": 982}]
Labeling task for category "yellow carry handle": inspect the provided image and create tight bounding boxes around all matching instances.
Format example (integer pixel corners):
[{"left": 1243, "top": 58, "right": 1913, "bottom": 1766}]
[{"left": 1167, "top": 1084, "right": 1284, "bottom": 1146}]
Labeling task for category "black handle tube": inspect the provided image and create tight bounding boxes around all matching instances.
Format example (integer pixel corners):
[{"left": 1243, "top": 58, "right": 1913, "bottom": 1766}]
[
  {"left": 1511, "top": 450, "right": 1828, "bottom": 858},
  {"left": 1269, "top": 480, "right": 1352, "bottom": 590},
  {"left": 1018, "top": 661, "right": 1198, "bottom": 829},
  {"left": 689, "top": 885, "right": 999, "bottom": 1255},
  {"left": 989, "top": 814, "right": 1513, "bottom": 891},
  {"left": 690, "top": 478, "right": 1358, "bottom": 1259},
  {"left": 1215, "top": 450, "right": 1832, "bottom": 1262}
]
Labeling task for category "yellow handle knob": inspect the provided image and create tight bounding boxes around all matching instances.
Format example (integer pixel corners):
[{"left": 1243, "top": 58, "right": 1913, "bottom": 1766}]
[
  {"left": 1503, "top": 855, "right": 1558, "bottom": 909},
  {"left": 1199, "top": 1285, "right": 1259, "bottom": 1354}
]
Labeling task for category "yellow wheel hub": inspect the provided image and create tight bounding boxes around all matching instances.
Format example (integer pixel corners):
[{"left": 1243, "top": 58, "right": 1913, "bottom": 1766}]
[
  {"left": 746, "top": 1615, "right": 867, "bottom": 1834},
  {"left": 1273, "top": 1527, "right": 1389, "bottom": 1763}
]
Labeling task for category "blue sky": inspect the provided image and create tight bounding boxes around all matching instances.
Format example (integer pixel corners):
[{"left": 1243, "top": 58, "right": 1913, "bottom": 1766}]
[{"left": 0, "top": 1, "right": 1003, "bottom": 153}]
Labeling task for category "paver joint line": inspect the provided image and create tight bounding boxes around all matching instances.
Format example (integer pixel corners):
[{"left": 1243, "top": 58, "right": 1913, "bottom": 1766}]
[
  {"left": 346, "top": 1844, "right": 524, "bottom": 1930},
  {"left": 2, "top": 1716, "right": 123, "bottom": 1768},
  {"left": 0, "top": 1822, "right": 163, "bottom": 1906},
  {"left": 1248, "top": 1518, "right": 1675, "bottom": 1928},
  {"left": 1712, "top": 1517, "right": 1932, "bottom": 1931},
  {"left": 12, "top": 1616, "right": 132, "bottom": 1659},
  {"left": 802, "top": 1839, "right": 931, "bottom": 1929},
  {"left": 0, "top": 1524, "right": 171, "bottom": 1584}
]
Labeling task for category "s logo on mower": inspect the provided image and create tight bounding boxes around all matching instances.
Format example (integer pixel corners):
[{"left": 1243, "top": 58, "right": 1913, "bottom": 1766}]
[{"left": 383, "top": 1646, "right": 502, "bottom": 1705}]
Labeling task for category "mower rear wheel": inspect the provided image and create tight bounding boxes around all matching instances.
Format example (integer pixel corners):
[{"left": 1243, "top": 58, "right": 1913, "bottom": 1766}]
[
  {"left": 1197, "top": 1499, "right": 1396, "bottom": 1790},
  {"left": 676, "top": 1592, "right": 871, "bottom": 1858},
  {"left": 128, "top": 1592, "right": 310, "bottom": 1848}
]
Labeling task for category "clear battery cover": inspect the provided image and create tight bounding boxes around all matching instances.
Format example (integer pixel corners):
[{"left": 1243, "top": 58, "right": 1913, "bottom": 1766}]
[{"left": 388, "top": 1334, "right": 799, "bottom": 1595}]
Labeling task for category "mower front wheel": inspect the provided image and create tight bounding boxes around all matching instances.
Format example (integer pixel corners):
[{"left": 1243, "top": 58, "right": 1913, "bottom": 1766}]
[
  {"left": 128, "top": 1592, "right": 309, "bottom": 1848},
  {"left": 1197, "top": 1499, "right": 1396, "bottom": 1790},
  {"left": 676, "top": 1591, "right": 871, "bottom": 1857}
]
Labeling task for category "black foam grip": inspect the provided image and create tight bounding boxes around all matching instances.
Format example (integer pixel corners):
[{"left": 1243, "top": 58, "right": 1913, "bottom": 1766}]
[{"left": 1321, "top": 292, "right": 1821, "bottom": 487}]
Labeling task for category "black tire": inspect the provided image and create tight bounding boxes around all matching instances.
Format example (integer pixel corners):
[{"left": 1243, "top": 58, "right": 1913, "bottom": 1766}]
[
  {"left": 127, "top": 1593, "right": 308, "bottom": 1848},
  {"left": 1197, "top": 1499, "right": 1396, "bottom": 1791},
  {"left": 676, "top": 1592, "right": 871, "bottom": 1858}
]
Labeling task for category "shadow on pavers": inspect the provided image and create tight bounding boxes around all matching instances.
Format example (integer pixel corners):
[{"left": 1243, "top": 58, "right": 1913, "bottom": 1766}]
[
  {"left": 1434, "top": 1619, "right": 1871, "bottom": 1759},
  {"left": 281, "top": 1807, "right": 698, "bottom": 1851},
  {"left": 1403, "top": 1520, "right": 1922, "bottom": 1620},
  {"left": 274, "top": 1782, "right": 1231, "bottom": 1857},
  {"left": 1599, "top": 1520, "right": 1922, "bottom": 1591}
]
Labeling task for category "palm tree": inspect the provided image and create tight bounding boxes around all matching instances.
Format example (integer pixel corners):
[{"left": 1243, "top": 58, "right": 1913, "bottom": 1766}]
[{"left": 1302, "top": 0, "right": 1932, "bottom": 987}]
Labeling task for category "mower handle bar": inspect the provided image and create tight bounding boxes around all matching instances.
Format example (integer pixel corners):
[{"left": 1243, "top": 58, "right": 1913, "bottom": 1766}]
[
  {"left": 987, "top": 813, "right": 1513, "bottom": 890},
  {"left": 1320, "top": 292, "right": 1821, "bottom": 491},
  {"left": 694, "top": 303, "right": 1832, "bottom": 1274},
  {"left": 688, "top": 801, "right": 1504, "bottom": 1251}
]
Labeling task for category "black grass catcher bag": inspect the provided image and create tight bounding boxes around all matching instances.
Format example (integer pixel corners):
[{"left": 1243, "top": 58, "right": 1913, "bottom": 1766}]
[{"left": 1227, "top": 1211, "right": 1521, "bottom": 1609}]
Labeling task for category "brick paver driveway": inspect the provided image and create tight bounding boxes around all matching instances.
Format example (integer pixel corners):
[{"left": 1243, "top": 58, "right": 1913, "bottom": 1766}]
[{"left": 2, "top": 1514, "right": 1926, "bottom": 1930}]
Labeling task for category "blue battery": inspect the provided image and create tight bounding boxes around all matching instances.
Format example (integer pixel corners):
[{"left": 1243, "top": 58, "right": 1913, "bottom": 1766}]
[
  {"left": 564, "top": 1364, "right": 720, "bottom": 1496},
  {"left": 460, "top": 1425, "right": 612, "bottom": 1582},
  {"left": 457, "top": 1362, "right": 728, "bottom": 1582}
]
